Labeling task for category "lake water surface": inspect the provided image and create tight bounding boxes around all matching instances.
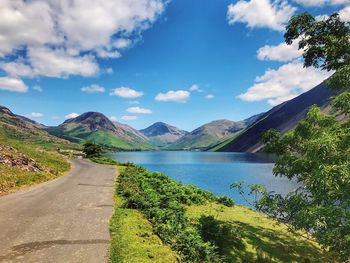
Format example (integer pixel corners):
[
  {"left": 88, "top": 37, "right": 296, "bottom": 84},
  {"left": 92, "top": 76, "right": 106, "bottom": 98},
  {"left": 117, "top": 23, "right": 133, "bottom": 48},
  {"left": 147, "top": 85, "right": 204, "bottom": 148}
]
[{"left": 107, "top": 151, "right": 298, "bottom": 205}]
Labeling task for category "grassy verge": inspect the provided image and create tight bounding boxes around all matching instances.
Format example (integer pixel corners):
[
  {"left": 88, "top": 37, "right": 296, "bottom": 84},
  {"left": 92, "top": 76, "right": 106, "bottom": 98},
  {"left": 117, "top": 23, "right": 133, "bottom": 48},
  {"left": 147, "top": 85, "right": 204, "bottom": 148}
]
[
  {"left": 0, "top": 125, "right": 73, "bottom": 195},
  {"left": 89, "top": 156, "right": 119, "bottom": 165},
  {"left": 109, "top": 166, "right": 178, "bottom": 263},
  {"left": 110, "top": 164, "right": 327, "bottom": 262},
  {"left": 186, "top": 203, "right": 325, "bottom": 262}
]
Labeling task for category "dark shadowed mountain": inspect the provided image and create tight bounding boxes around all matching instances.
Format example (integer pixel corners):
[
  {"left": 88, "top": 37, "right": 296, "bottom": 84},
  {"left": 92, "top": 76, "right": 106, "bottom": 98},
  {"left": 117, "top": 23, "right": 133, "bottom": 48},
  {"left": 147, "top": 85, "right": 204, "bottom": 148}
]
[
  {"left": 166, "top": 115, "right": 263, "bottom": 150},
  {"left": 46, "top": 112, "right": 154, "bottom": 150},
  {"left": 214, "top": 82, "right": 342, "bottom": 153},
  {"left": 140, "top": 122, "right": 188, "bottom": 147}
]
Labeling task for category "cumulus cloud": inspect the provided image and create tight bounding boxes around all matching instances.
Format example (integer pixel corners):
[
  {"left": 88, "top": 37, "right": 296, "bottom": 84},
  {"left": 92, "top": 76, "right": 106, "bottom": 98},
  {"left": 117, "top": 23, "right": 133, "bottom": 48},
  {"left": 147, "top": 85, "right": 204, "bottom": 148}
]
[
  {"left": 81, "top": 84, "right": 105, "bottom": 93},
  {"left": 257, "top": 40, "right": 303, "bottom": 62},
  {"left": 339, "top": 6, "right": 350, "bottom": 21},
  {"left": 1, "top": 47, "right": 99, "bottom": 78},
  {"left": 110, "top": 116, "right": 118, "bottom": 121},
  {"left": 127, "top": 100, "right": 140, "bottom": 104},
  {"left": 65, "top": 113, "right": 79, "bottom": 119},
  {"left": 0, "top": 0, "right": 167, "bottom": 83},
  {"left": 292, "top": 0, "right": 349, "bottom": 6},
  {"left": 155, "top": 90, "right": 190, "bottom": 103},
  {"left": 110, "top": 87, "right": 144, "bottom": 98},
  {"left": 189, "top": 84, "right": 203, "bottom": 92},
  {"left": 27, "top": 112, "right": 44, "bottom": 118},
  {"left": 0, "top": 77, "right": 28, "bottom": 93},
  {"left": 237, "top": 62, "right": 333, "bottom": 105},
  {"left": 206, "top": 94, "right": 215, "bottom": 99},
  {"left": 127, "top": 107, "right": 152, "bottom": 114},
  {"left": 227, "top": 0, "right": 296, "bottom": 31},
  {"left": 33, "top": 85, "right": 43, "bottom": 92},
  {"left": 121, "top": 115, "right": 138, "bottom": 121}
]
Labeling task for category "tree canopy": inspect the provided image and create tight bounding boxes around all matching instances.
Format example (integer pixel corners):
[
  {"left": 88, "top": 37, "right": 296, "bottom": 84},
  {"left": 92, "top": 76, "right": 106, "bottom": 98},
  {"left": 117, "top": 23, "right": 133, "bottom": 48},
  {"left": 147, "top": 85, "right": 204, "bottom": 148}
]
[{"left": 235, "top": 12, "right": 350, "bottom": 261}]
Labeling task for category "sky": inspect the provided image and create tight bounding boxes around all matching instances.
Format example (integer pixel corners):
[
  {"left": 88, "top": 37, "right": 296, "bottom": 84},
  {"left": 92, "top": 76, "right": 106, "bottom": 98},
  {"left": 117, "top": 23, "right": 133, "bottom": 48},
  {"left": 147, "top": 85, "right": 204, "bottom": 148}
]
[{"left": 0, "top": 0, "right": 349, "bottom": 131}]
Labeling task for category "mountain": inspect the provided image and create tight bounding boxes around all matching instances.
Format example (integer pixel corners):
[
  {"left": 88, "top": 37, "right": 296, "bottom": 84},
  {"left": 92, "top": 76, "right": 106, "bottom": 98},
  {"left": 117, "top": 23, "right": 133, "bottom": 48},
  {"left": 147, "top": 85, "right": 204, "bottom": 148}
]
[
  {"left": 214, "top": 82, "right": 342, "bottom": 153},
  {"left": 140, "top": 122, "right": 188, "bottom": 147},
  {"left": 47, "top": 112, "right": 154, "bottom": 150},
  {"left": 166, "top": 116, "right": 262, "bottom": 150}
]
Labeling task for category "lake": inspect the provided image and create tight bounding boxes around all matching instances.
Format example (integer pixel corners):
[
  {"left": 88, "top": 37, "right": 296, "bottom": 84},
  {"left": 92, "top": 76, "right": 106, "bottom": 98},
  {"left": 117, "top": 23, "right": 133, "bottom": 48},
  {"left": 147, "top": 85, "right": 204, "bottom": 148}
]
[{"left": 107, "top": 151, "right": 298, "bottom": 205}]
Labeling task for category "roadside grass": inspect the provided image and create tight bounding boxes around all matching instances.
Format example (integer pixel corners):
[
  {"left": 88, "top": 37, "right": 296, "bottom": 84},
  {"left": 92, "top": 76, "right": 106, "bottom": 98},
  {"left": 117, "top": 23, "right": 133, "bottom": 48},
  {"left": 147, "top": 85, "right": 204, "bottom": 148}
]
[
  {"left": 89, "top": 156, "right": 119, "bottom": 165},
  {"left": 110, "top": 164, "right": 328, "bottom": 263},
  {"left": 186, "top": 203, "right": 326, "bottom": 262},
  {"left": 0, "top": 166, "right": 57, "bottom": 194},
  {"left": 109, "top": 165, "right": 178, "bottom": 263},
  {"left": 0, "top": 124, "right": 73, "bottom": 195}
]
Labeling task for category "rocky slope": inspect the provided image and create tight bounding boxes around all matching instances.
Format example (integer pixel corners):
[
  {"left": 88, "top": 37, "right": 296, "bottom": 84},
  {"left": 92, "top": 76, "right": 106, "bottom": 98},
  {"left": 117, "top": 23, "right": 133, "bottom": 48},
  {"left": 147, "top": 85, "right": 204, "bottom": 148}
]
[{"left": 140, "top": 122, "right": 188, "bottom": 147}]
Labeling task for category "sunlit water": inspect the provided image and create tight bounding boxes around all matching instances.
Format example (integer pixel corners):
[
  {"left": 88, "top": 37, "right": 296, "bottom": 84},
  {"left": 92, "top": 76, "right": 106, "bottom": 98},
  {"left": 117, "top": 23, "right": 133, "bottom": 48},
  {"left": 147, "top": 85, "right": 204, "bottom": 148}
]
[{"left": 107, "top": 151, "right": 298, "bottom": 205}]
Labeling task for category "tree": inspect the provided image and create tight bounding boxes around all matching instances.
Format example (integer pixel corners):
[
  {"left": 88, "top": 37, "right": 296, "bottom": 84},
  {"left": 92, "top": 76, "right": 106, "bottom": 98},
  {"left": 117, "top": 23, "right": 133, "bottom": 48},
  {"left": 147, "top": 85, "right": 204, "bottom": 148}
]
[
  {"left": 235, "top": 13, "right": 350, "bottom": 260},
  {"left": 83, "top": 141, "right": 102, "bottom": 157}
]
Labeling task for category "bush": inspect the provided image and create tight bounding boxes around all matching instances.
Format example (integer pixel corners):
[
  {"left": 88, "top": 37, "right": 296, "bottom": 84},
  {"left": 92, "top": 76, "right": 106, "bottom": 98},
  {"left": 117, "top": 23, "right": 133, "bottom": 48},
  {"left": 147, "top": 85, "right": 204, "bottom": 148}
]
[
  {"left": 83, "top": 141, "right": 102, "bottom": 157},
  {"left": 117, "top": 165, "right": 235, "bottom": 262}
]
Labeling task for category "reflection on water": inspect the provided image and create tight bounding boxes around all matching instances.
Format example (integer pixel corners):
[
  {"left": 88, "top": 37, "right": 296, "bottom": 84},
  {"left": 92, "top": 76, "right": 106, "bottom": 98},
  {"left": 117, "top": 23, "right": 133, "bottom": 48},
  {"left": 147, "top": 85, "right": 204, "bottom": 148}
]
[{"left": 107, "top": 151, "right": 297, "bottom": 205}]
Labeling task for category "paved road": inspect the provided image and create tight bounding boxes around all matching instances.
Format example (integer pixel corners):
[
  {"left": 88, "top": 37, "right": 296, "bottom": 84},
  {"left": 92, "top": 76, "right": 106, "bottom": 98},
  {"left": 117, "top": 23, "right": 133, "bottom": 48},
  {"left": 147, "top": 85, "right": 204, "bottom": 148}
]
[{"left": 0, "top": 159, "right": 116, "bottom": 263}]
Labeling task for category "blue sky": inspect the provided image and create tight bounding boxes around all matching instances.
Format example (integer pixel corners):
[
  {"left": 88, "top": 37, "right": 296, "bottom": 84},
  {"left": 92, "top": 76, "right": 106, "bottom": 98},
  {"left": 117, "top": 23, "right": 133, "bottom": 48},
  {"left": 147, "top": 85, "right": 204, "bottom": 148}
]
[{"left": 0, "top": 0, "right": 349, "bottom": 131}]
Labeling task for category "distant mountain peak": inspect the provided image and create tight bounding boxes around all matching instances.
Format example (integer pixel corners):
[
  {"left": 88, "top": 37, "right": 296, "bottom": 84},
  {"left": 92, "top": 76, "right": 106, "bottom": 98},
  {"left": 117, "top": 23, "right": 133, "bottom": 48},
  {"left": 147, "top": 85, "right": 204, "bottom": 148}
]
[
  {"left": 62, "top": 111, "right": 116, "bottom": 132},
  {"left": 140, "top": 122, "right": 188, "bottom": 147}
]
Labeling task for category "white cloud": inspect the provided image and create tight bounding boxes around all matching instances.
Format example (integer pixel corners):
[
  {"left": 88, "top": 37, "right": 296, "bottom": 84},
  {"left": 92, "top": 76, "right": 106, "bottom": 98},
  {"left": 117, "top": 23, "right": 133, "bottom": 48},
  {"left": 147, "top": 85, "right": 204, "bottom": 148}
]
[
  {"left": 106, "top": 68, "right": 114, "bottom": 74},
  {"left": 257, "top": 40, "right": 303, "bottom": 62},
  {"left": 65, "top": 113, "right": 79, "bottom": 119},
  {"left": 110, "top": 87, "right": 144, "bottom": 98},
  {"left": 227, "top": 0, "right": 296, "bottom": 31},
  {"left": 206, "top": 94, "right": 215, "bottom": 99},
  {"left": 155, "top": 90, "right": 190, "bottom": 103},
  {"left": 121, "top": 115, "right": 138, "bottom": 121},
  {"left": 27, "top": 112, "right": 44, "bottom": 118},
  {"left": 114, "top": 39, "right": 131, "bottom": 49},
  {"left": 1, "top": 47, "right": 99, "bottom": 78},
  {"left": 81, "top": 84, "right": 105, "bottom": 93},
  {"left": 237, "top": 62, "right": 333, "bottom": 105},
  {"left": 189, "top": 84, "right": 203, "bottom": 92},
  {"left": 339, "top": 6, "right": 350, "bottom": 21},
  {"left": 127, "top": 100, "right": 140, "bottom": 104},
  {"left": 0, "top": 77, "right": 28, "bottom": 93},
  {"left": 33, "top": 85, "right": 43, "bottom": 92},
  {"left": 127, "top": 107, "right": 152, "bottom": 114},
  {"left": 0, "top": 0, "right": 167, "bottom": 83},
  {"left": 110, "top": 116, "right": 118, "bottom": 121},
  {"left": 292, "top": 0, "right": 349, "bottom": 6}
]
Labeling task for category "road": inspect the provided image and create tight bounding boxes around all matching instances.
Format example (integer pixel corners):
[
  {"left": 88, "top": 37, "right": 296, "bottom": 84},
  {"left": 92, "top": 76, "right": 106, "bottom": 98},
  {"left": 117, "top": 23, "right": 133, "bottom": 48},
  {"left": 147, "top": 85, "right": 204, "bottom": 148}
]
[{"left": 0, "top": 159, "right": 116, "bottom": 263}]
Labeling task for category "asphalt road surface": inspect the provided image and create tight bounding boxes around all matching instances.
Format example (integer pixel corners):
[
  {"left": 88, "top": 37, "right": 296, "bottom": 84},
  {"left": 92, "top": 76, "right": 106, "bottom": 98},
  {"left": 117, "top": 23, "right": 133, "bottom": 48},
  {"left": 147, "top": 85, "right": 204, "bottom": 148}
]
[{"left": 0, "top": 159, "right": 116, "bottom": 263}]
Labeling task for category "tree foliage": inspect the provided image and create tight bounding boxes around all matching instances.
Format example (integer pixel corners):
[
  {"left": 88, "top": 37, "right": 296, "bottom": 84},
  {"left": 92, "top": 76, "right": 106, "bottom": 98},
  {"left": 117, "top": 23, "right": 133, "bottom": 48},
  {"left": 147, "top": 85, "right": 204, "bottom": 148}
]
[
  {"left": 82, "top": 141, "right": 102, "bottom": 157},
  {"left": 237, "top": 12, "right": 350, "bottom": 261},
  {"left": 118, "top": 165, "right": 238, "bottom": 262}
]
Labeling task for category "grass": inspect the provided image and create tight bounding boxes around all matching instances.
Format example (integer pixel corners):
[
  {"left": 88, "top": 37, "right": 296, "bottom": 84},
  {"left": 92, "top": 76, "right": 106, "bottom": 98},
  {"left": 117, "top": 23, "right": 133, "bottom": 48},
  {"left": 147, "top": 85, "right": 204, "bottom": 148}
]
[
  {"left": 110, "top": 165, "right": 328, "bottom": 263},
  {"left": 109, "top": 166, "right": 178, "bottom": 263},
  {"left": 58, "top": 124, "right": 154, "bottom": 151},
  {"left": 186, "top": 203, "right": 326, "bottom": 262},
  {"left": 0, "top": 121, "right": 73, "bottom": 195},
  {"left": 89, "top": 156, "right": 119, "bottom": 165}
]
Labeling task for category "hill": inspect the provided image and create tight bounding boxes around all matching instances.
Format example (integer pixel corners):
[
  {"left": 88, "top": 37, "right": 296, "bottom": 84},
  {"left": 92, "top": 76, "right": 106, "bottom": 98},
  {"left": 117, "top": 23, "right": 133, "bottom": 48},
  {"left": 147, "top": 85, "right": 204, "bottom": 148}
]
[
  {"left": 0, "top": 105, "right": 73, "bottom": 195},
  {"left": 166, "top": 115, "right": 262, "bottom": 150},
  {"left": 140, "top": 122, "right": 188, "bottom": 147},
  {"left": 47, "top": 112, "right": 154, "bottom": 150},
  {"left": 213, "top": 82, "right": 342, "bottom": 152}
]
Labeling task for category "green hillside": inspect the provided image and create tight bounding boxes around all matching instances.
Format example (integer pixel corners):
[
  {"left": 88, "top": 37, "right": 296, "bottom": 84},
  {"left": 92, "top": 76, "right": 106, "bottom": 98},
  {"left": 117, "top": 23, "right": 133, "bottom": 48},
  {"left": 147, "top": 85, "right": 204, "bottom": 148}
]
[
  {"left": 0, "top": 106, "right": 76, "bottom": 194},
  {"left": 47, "top": 112, "right": 155, "bottom": 151}
]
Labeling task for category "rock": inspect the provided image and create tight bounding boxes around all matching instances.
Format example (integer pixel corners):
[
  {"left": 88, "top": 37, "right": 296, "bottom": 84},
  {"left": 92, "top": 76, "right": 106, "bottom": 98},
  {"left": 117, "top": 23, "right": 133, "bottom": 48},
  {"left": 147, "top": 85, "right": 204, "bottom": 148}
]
[{"left": 0, "top": 144, "right": 44, "bottom": 172}]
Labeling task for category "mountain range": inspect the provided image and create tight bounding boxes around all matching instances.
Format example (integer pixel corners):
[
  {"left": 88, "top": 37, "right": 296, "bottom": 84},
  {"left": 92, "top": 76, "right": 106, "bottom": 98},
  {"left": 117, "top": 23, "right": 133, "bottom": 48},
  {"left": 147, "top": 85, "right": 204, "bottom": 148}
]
[{"left": 0, "top": 81, "right": 341, "bottom": 153}]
